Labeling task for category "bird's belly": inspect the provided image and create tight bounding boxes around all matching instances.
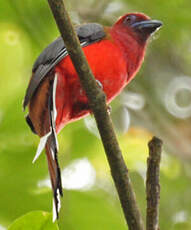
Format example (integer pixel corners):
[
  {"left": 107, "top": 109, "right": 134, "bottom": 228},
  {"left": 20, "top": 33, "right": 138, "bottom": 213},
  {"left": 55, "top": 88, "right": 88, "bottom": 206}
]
[{"left": 55, "top": 40, "right": 127, "bottom": 132}]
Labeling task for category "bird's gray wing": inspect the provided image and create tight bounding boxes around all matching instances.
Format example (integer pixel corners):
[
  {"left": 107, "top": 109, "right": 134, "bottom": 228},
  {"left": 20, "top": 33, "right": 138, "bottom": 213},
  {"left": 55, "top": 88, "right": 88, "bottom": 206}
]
[{"left": 23, "top": 23, "right": 106, "bottom": 109}]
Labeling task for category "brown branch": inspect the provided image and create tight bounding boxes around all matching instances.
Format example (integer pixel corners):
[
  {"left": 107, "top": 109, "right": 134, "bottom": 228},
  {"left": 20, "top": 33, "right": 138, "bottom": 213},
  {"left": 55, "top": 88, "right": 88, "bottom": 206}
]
[
  {"left": 47, "top": 0, "right": 144, "bottom": 229},
  {"left": 146, "top": 137, "right": 163, "bottom": 230}
]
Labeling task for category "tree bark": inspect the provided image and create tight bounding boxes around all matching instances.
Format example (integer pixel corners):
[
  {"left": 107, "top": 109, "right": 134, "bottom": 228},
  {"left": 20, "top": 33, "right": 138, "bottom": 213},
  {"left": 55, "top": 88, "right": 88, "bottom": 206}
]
[{"left": 146, "top": 137, "right": 162, "bottom": 230}]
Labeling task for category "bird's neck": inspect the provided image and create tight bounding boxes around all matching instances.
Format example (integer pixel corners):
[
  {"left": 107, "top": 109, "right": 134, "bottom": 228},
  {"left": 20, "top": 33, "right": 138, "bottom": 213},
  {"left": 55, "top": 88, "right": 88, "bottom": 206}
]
[{"left": 110, "top": 27, "right": 146, "bottom": 83}]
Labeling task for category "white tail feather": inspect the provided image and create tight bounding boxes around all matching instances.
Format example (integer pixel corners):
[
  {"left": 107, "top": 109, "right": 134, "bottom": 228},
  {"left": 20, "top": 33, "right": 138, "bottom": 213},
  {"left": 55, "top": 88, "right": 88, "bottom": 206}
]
[
  {"left": 52, "top": 189, "right": 61, "bottom": 222},
  {"left": 32, "top": 131, "right": 51, "bottom": 163},
  {"left": 52, "top": 74, "right": 58, "bottom": 122},
  {"left": 52, "top": 74, "right": 59, "bottom": 151},
  {"left": 52, "top": 198, "right": 57, "bottom": 222}
]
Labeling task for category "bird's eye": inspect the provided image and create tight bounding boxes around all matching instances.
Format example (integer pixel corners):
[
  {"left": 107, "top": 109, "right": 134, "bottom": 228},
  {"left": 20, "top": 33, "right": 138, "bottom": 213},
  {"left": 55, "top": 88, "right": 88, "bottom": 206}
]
[{"left": 123, "top": 15, "right": 137, "bottom": 25}]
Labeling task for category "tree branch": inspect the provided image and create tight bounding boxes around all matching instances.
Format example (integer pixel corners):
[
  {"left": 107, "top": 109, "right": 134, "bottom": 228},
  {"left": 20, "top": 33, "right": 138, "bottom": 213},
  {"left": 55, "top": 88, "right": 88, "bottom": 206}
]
[
  {"left": 146, "top": 137, "right": 163, "bottom": 230},
  {"left": 47, "top": 0, "right": 144, "bottom": 229}
]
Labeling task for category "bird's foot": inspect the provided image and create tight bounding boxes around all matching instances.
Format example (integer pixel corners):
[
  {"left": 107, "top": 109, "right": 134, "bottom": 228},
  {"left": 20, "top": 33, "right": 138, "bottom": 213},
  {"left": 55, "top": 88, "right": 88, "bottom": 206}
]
[
  {"left": 96, "top": 80, "right": 103, "bottom": 89},
  {"left": 107, "top": 105, "right": 112, "bottom": 115}
]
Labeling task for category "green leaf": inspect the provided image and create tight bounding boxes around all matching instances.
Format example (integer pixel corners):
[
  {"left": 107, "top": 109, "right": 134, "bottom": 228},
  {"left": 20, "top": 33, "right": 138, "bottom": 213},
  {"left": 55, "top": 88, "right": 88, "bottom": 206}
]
[{"left": 8, "top": 211, "right": 58, "bottom": 230}]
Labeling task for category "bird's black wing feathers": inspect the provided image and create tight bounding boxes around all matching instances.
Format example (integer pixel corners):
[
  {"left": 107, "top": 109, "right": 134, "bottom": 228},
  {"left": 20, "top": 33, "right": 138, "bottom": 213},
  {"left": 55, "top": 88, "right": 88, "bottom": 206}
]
[{"left": 23, "top": 23, "right": 105, "bottom": 109}]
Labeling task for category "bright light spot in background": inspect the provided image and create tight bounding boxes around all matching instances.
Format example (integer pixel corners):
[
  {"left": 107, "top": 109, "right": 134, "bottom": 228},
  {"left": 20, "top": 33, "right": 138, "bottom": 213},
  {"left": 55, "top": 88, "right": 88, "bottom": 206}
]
[
  {"left": 121, "top": 107, "right": 130, "bottom": 133},
  {"left": 84, "top": 106, "right": 130, "bottom": 134},
  {"left": 165, "top": 76, "right": 191, "bottom": 118},
  {"left": 105, "top": 2, "right": 123, "bottom": 14},
  {"left": 0, "top": 23, "right": 32, "bottom": 106},
  {"left": 62, "top": 158, "right": 96, "bottom": 190},
  {"left": 134, "top": 162, "right": 146, "bottom": 182},
  {"left": 115, "top": 91, "right": 145, "bottom": 133},
  {"left": 121, "top": 91, "right": 145, "bottom": 111},
  {"left": 0, "top": 225, "right": 6, "bottom": 230},
  {"left": 38, "top": 158, "right": 96, "bottom": 191},
  {"left": 84, "top": 116, "right": 100, "bottom": 138},
  {"left": 113, "top": 107, "right": 130, "bottom": 133},
  {"left": 172, "top": 210, "right": 188, "bottom": 223},
  {"left": 4, "top": 30, "right": 19, "bottom": 46}
]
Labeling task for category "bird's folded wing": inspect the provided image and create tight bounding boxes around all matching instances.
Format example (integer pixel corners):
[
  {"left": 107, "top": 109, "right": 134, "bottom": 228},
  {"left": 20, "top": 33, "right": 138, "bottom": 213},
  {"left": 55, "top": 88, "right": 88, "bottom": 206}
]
[{"left": 23, "top": 23, "right": 106, "bottom": 109}]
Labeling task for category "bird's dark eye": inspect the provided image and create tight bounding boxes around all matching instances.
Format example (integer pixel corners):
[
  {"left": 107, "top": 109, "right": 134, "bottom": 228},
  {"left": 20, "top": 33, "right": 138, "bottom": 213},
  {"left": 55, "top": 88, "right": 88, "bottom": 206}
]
[{"left": 123, "top": 15, "right": 137, "bottom": 25}]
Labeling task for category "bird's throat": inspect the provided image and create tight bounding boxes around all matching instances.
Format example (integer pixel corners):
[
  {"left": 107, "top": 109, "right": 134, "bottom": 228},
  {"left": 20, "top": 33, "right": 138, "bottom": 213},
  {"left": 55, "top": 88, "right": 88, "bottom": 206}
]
[{"left": 110, "top": 28, "right": 146, "bottom": 82}]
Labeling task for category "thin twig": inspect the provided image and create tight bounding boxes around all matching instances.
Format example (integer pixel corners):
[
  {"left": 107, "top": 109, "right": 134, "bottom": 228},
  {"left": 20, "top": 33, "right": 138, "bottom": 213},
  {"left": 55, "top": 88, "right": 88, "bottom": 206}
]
[
  {"left": 47, "top": 0, "right": 144, "bottom": 229},
  {"left": 146, "top": 136, "right": 163, "bottom": 230}
]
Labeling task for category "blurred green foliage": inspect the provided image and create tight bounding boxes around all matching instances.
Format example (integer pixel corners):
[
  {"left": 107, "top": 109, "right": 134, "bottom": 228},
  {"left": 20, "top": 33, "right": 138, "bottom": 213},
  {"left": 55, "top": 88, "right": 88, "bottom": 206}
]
[
  {"left": 1, "top": 0, "right": 191, "bottom": 229},
  {"left": 8, "top": 211, "right": 58, "bottom": 230}
]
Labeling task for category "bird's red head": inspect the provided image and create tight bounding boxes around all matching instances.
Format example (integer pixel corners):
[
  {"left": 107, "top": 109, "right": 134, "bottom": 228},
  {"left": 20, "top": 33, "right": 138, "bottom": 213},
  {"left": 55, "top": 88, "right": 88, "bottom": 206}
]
[
  {"left": 114, "top": 13, "right": 162, "bottom": 43},
  {"left": 110, "top": 13, "right": 162, "bottom": 81}
]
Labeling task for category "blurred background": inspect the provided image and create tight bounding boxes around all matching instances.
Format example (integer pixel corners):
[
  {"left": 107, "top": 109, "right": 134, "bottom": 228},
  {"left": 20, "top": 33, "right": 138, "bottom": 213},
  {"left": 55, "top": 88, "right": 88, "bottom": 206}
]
[{"left": 1, "top": 0, "right": 191, "bottom": 229}]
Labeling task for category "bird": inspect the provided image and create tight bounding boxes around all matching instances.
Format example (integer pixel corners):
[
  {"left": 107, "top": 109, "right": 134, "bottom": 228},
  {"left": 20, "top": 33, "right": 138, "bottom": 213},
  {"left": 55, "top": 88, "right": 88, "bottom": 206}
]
[{"left": 23, "top": 12, "right": 162, "bottom": 221}]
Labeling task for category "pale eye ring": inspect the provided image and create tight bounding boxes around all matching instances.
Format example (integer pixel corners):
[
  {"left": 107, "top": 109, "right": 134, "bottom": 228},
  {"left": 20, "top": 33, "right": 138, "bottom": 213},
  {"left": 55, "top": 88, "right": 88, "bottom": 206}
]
[{"left": 123, "top": 15, "right": 137, "bottom": 25}]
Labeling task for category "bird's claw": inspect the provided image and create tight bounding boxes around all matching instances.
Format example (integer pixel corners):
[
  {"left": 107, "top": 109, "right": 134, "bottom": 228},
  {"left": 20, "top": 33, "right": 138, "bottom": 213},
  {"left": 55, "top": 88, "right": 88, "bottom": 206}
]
[
  {"left": 96, "top": 80, "right": 103, "bottom": 89},
  {"left": 107, "top": 105, "right": 112, "bottom": 114}
]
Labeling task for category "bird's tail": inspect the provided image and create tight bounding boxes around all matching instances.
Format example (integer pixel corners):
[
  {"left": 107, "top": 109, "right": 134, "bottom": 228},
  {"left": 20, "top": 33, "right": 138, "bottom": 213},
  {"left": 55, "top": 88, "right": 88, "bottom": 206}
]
[
  {"left": 45, "top": 135, "right": 63, "bottom": 221},
  {"left": 31, "top": 74, "right": 63, "bottom": 221},
  {"left": 46, "top": 74, "right": 63, "bottom": 221}
]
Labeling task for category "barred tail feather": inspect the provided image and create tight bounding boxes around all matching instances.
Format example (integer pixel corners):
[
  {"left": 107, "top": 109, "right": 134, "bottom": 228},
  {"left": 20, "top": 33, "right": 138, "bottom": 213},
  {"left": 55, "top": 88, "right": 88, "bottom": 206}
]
[
  {"left": 47, "top": 74, "right": 63, "bottom": 221},
  {"left": 45, "top": 136, "right": 63, "bottom": 221}
]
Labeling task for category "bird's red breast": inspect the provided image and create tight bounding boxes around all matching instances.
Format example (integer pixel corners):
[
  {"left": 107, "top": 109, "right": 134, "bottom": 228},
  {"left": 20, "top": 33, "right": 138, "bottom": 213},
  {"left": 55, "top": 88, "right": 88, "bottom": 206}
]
[{"left": 54, "top": 38, "right": 128, "bottom": 132}]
